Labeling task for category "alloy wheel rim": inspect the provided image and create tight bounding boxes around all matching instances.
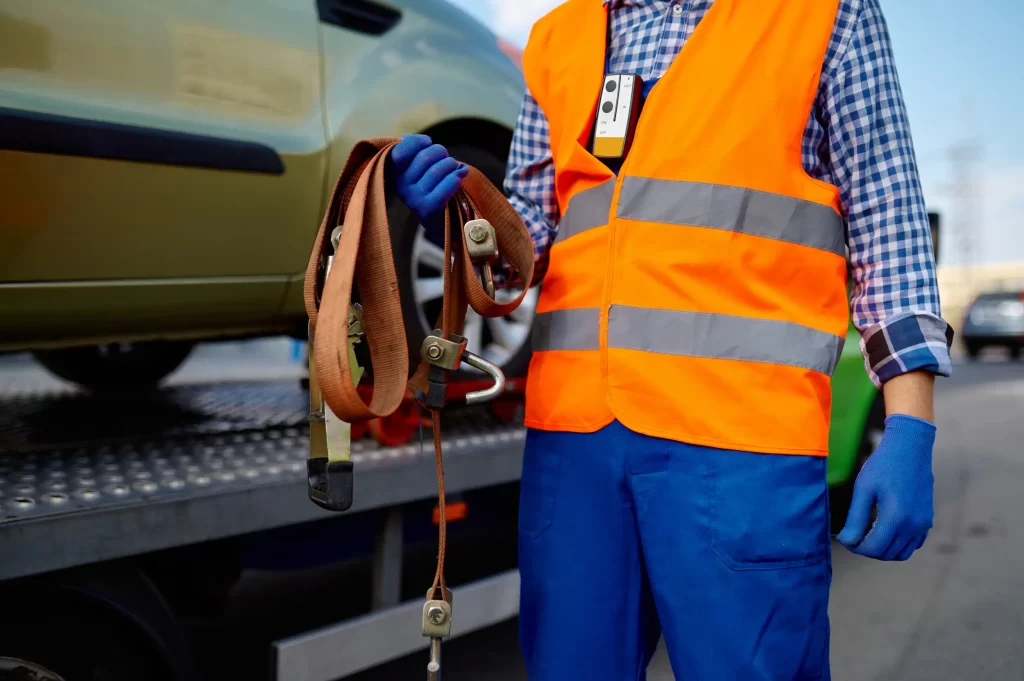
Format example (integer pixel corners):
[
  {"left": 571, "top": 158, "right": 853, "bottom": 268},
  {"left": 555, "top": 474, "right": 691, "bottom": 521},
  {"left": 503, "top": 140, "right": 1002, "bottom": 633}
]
[
  {"left": 411, "top": 228, "right": 538, "bottom": 370},
  {"left": 0, "top": 656, "right": 67, "bottom": 681}
]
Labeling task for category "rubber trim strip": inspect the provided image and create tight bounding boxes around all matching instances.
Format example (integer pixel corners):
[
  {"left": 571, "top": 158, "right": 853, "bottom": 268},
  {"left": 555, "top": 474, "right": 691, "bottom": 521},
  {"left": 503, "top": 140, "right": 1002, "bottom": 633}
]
[{"left": 0, "top": 107, "right": 285, "bottom": 175}]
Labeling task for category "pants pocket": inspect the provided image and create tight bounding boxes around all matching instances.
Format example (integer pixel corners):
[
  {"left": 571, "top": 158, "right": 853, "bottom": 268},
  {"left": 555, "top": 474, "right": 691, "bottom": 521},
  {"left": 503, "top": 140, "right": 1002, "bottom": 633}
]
[
  {"left": 518, "top": 429, "right": 565, "bottom": 540},
  {"left": 709, "top": 450, "right": 829, "bottom": 571}
]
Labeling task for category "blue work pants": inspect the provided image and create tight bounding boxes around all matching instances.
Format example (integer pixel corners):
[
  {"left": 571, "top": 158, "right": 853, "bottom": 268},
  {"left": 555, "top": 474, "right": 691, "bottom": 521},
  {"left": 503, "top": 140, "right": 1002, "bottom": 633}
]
[{"left": 518, "top": 420, "right": 832, "bottom": 681}]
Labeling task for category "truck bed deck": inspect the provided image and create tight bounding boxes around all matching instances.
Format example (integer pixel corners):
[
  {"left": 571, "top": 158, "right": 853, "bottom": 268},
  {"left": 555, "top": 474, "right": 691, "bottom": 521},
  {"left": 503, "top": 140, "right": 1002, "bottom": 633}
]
[{"left": 0, "top": 380, "right": 526, "bottom": 581}]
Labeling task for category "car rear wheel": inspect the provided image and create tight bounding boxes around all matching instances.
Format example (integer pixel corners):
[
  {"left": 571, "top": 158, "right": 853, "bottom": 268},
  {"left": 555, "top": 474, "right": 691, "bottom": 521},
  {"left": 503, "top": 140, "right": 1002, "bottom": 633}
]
[
  {"left": 1009, "top": 344, "right": 1021, "bottom": 360},
  {"left": 0, "top": 569, "right": 194, "bottom": 681},
  {"left": 390, "top": 144, "right": 538, "bottom": 380},
  {"left": 33, "top": 341, "right": 194, "bottom": 392},
  {"left": 964, "top": 341, "right": 982, "bottom": 360}
]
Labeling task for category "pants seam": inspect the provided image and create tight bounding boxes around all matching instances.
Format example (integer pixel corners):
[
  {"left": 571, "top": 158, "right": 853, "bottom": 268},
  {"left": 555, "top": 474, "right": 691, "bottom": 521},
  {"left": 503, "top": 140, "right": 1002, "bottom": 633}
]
[{"left": 625, "top": 424, "right": 650, "bottom": 681}]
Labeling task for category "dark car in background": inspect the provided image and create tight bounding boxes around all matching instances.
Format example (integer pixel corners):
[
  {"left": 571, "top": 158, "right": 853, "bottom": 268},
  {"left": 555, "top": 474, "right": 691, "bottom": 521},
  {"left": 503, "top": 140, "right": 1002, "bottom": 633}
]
[{"left": 962, "top": 290, "right": 1024, "bottom": 359}]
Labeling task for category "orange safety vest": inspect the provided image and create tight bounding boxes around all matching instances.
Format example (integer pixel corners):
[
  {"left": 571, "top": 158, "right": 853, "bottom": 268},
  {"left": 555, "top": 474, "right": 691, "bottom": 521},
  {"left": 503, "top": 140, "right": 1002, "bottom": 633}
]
[{"left": 522, "top": 0, "right": 847, "bottom": 456}]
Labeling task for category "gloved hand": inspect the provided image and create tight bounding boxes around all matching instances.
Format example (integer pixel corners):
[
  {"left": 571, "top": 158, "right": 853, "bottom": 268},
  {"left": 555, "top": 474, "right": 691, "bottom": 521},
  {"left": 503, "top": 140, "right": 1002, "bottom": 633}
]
[
  {"left": 388, "top": 134, "right": 468, "bottom": 247},
  {"left": 837, "top": 414, "right": 936, "bottom": 561}
]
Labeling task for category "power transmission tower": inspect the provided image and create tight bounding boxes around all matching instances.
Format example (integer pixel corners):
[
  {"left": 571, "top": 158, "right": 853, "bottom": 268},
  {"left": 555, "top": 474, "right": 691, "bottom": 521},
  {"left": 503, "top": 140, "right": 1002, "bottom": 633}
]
[{"left": 945, "top": 102, "right": 983, "bottom": 284}]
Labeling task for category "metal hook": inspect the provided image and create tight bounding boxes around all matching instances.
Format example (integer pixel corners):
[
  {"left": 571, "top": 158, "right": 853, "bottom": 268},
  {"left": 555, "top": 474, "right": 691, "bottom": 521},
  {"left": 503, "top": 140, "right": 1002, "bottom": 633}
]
[
  {"left": 426, "top": 638, "right": 442, "bottom": 680},
  {"left": 461, "top": 352, "right": 506, "bottom": 404},
  {"left": 421, "top": 334, "right": 506, "bottom": 405}
]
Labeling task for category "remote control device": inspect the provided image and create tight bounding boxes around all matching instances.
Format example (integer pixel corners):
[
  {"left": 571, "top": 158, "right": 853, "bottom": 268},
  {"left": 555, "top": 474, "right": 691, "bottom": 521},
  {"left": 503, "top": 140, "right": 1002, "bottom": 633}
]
[{"left": 591, "top": 73, "right": 643, "bottom": 161}]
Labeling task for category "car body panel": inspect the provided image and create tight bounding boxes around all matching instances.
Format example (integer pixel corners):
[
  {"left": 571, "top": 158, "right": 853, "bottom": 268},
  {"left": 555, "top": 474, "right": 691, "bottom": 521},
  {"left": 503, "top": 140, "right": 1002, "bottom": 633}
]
[
  {"left": 277, "top": 1, "right": 524, "bottom": 317},
  {"left": 0, "top": 277, "right": 289, "bottom": 349},
  {"left": 826, "top": 322, "right": 877, "bottom": 487},
  {"left": 0, "top": 0, "right": 327, "bottom": 282},
  {"left": 317, "top": 0, "right": 523, "bottom": 169},
  {"left": 0, "top": 0, "right": 523, "bottom": 349},
  {"left": 0, "top": 0, "right": 330, "bottom": 348}
]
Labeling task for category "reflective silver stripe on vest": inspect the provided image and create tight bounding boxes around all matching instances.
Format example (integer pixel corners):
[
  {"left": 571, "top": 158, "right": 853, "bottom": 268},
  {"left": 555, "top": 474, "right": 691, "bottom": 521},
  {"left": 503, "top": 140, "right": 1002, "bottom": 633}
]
[
  {"left": 554, "top": 179, "right": 616, "bottom": 245},
  {"left": 532, "top": 308, "right": 601, "bottom": 352},
  {"left": 617, "top": 177, "right": 845, "bottom": 256},
  {"left": 607, "top": 305, "right": 844, "bottom": 376}
]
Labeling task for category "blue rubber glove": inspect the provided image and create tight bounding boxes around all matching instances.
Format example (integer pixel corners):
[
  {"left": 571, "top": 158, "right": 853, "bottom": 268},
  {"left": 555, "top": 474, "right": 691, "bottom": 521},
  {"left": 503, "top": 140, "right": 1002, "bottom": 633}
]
[
  {"left": 837, "top": 414, "right": 936, "bottom": 561},
  {"left": 388, "top": 134, "right": 468, "bottom": 247}
]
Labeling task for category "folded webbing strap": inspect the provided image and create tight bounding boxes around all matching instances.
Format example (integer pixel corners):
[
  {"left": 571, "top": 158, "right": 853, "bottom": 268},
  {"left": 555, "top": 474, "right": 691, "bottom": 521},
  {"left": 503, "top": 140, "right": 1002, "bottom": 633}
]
[
  {"left": 303, "top": 137, "right": 534, "bottom": 596},
  {"left": 304, "top": 137, "right": 535, "bottom": 422}
]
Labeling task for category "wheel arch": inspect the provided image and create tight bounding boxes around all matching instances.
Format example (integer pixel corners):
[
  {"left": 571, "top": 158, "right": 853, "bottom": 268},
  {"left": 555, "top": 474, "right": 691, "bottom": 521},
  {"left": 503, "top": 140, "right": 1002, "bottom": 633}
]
[
  {"left": 422, "top": 117, "right": 514, "bottom": 171},
  {"left": 276, "top": 35, "right": 524, "bottom": 317},
  {"left": 0, "top": 564, "right": 197, "bottom": 681},
  {"left": 318, "top": 33, "right": 523, "bottom": 196}
]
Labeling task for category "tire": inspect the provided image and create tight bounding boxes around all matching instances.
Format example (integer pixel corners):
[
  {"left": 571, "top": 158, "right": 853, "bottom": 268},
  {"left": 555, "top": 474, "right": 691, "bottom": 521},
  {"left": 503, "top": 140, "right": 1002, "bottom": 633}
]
[
  {"left": 33, "top": 341, "right": 194, "bottom": 392},
  {"left": 389, "top": 144, "right": 538, "bottom": 380},
  {"left": 1009, "top": 344, "right": 1021, "bottom": 360},
  {"left": 964, "top": 341, "right": 981, "bottom": 360},
  {"left": 0, "top": 570, "right": 193, "bottom": 681},
  {"left": 829, "top": 393, "right": 885, "bottom": 536}
]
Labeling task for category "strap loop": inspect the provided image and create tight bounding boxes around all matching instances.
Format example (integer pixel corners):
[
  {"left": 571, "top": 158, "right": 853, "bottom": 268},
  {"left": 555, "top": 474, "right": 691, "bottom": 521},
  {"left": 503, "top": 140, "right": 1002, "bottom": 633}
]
[
  {"left": 303, "top": 136, "right": 534, "bottom": 607},
  {"left": 303, "top": 138, "right": 534, "bottom": 422}
]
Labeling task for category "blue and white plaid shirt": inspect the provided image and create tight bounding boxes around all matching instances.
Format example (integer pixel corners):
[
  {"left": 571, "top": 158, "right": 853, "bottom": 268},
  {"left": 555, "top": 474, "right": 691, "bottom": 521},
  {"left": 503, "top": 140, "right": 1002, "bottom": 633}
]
[{"left": 503, "top": 0, "right": 953, "bottom": 386}]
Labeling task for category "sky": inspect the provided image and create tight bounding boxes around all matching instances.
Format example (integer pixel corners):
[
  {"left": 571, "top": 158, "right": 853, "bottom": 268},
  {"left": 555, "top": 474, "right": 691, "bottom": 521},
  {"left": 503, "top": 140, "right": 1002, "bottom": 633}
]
[{"left": 448, "top": 0, "right": 1024, "bottom": 267}]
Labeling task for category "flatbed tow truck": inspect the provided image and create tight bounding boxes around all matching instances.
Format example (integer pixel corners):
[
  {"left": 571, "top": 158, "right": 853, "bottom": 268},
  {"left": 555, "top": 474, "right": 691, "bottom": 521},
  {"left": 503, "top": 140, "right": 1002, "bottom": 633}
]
[{"left": 0, "top": 369, "right": 528, "bottom": 681}]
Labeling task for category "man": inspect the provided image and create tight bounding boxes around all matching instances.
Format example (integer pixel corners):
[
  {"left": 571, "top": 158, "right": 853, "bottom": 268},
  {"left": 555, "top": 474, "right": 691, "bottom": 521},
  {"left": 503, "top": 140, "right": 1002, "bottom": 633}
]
[{"left": 388, "top": 0, "right": 952, "bottom": 678}]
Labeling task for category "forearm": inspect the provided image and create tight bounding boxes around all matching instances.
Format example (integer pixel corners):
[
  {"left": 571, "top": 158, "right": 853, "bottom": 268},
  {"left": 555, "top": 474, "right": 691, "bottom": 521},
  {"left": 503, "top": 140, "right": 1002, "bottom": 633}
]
[{"left": 882, "top": 371, "right": 935, "bottom": 422}]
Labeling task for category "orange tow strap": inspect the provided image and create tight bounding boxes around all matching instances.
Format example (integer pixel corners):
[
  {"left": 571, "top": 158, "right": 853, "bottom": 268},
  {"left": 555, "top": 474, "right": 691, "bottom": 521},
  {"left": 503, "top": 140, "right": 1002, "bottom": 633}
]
[{"left": 303, "top": 137, "right": 534, "bottom": 600}]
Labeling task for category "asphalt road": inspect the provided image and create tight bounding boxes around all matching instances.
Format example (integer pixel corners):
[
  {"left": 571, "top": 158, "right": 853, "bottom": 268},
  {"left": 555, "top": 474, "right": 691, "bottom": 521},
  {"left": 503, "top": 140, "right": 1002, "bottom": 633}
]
[{"left": 352, "top": 359, "right": 1024, "bottom": 681}]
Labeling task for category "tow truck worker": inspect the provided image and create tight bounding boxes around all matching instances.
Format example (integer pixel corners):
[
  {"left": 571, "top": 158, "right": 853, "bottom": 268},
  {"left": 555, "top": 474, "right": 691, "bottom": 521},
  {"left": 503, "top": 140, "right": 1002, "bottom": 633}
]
[{"left": 388, "top": 0, "right": 953, "bottom": 678}]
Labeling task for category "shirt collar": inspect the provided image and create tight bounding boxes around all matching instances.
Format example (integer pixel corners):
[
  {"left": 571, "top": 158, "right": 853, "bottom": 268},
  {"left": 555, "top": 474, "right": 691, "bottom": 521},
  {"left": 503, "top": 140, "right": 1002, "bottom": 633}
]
[{"left": 603, "top": 0, "right": 659, "bottom": 7}]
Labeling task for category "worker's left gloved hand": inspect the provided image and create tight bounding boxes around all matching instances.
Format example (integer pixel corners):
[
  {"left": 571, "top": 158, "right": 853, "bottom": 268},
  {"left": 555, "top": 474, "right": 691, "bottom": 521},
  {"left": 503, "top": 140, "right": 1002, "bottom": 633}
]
[
  {"left": 388, "top": 134, "right": 469, "bottom": 247},
  {"left": 836, "top": 414, "right": 936, "bottom": 561}
]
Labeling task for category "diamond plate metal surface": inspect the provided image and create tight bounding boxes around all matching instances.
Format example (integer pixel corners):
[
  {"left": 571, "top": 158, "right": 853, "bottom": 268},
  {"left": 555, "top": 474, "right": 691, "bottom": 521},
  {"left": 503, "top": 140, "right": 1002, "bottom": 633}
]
[
  {"left": 1, "top": 426, "right": 304, "bottom": 521},
  {"left": 0, "top": 380, "right": 525, "bottom": 525}
]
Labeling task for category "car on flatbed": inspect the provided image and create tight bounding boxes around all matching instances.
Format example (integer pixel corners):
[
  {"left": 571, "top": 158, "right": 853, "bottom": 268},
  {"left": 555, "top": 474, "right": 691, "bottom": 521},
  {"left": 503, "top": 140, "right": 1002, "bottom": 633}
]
[{"left": 0, "top": 0, "right": 534, "bottom": 390}]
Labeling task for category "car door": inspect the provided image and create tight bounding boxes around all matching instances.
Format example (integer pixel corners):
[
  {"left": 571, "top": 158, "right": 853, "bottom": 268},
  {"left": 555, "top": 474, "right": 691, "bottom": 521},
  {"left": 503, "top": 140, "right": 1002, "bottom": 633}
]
[{"left": 0, "top": 0, "right": 327, "bottom": 342}]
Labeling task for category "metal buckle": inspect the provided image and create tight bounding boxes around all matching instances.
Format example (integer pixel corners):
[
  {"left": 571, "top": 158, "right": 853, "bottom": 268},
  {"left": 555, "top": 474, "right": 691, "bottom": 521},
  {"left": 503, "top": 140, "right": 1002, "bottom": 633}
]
[
  {"left": 463, "top": 219, "right": 499, "bottom": 299},
  {"left": 420, "top": 331, "right": 506, "bottom": 406},
  {"left": 307, "top": 226, "right": 362, "bottom": 513},
  {"left": 417, "top": 331, "right": 462, "bottom": 410},
  {"left": 422, "top": 587, "right": 453, "bottom": 681},
  {"left": 422, "top": 587, "right": 453, "bottom": 638},
  {"left": 421, "top": 333, "right": 467, "bottom": 371},
  {"left": 347, "top": 303, "right": 364, "bottom": 338}
]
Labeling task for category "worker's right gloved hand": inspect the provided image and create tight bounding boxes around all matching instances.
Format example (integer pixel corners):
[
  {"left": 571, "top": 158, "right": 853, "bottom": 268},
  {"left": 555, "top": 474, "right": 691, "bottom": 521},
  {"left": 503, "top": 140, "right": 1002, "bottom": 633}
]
[{"left": 388, "top": 134, "right": 468, "bottom": 247}]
